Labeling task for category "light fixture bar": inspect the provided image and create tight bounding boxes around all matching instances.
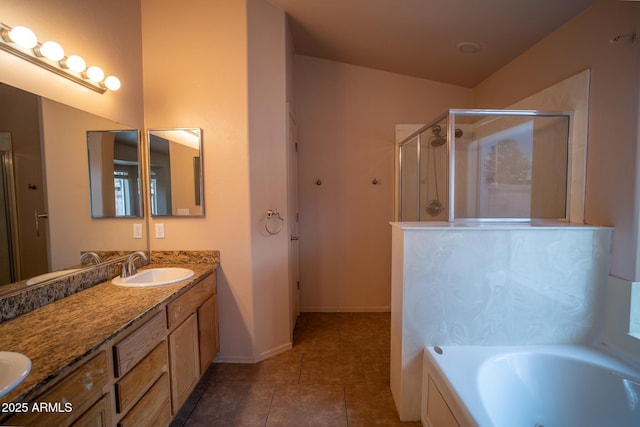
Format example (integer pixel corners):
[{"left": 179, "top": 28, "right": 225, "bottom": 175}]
[{"left": 0, "top": 23, "right": 116, "bottom": 94}]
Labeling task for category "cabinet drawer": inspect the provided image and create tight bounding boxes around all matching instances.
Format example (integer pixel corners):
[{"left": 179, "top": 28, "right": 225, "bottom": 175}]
[
  {"left": 117, "top": 372, "right": 171, "bottom": 427},
  {"left": 167, "top": 273, "right": 215, "bottom": 330},
  {"left": 10, "top": 352, "right": 108, "bottom": 427},
  {"left": 115, "top": 340, "right": 168, "bottom": 413},
  {"left": 113, "top": 310, "right": 166, "bottom": 377}
]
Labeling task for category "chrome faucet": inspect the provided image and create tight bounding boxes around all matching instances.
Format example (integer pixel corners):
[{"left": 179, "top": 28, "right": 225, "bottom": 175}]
[
  {"left": 80, "top": 251, "right": 101, "bottom": 265},
  {"left": 121, "top": 251, "right": 148, "bottom": 278}
]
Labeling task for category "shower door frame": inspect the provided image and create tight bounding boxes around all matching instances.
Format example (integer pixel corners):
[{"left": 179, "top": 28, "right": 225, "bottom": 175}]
[
  {"left": 448, "top": 109, "right": 574, "bottom": 223},
  {"left": 397, "top": 109, "right": 574, "bottom": 223},
  {"left": 398, "top": 113, "right": 448, "bottom": 222},
  {"left": 0, "top": 132, "right": 20, "bottom": 283}
]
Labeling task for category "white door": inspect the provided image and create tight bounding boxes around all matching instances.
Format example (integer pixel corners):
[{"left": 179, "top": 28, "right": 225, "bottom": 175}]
[{"left": 287, "top": 108, "right": 300, "bottom": 337}]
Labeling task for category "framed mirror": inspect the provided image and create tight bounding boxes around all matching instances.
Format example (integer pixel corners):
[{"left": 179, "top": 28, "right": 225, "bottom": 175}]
[
  {"left": 87, "top": 130, "right": 142, "bottom": 218},
  {"left": 148, "top": 128, "right": 203, "bottom": 217}
]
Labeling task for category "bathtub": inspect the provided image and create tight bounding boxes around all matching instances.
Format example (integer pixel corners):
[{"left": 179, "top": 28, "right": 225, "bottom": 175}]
[{"left": 422, "top": 345, "right": 640, "bottom": 427}]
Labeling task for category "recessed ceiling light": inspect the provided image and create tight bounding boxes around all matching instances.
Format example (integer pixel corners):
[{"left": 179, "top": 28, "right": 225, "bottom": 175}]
[{"left": 457, "top": 41, "right": 481, "bottom": 54}]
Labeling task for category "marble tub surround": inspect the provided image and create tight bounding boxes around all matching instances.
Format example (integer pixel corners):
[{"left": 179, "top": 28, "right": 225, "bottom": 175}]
[
  {"left": 390, "top": 222, "right": 613, "bottom": 421},
  {"left": 0, "top": 262, "right": 216, "bottom": 408}
]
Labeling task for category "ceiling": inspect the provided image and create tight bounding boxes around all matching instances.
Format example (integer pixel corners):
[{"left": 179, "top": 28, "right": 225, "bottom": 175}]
[{"left": 268, "top": 0, "right": 600, "bottom": 88}]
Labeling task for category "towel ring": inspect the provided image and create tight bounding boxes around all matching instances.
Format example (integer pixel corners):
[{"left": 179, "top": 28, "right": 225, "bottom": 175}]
[{"left": 265, "top": 209, "right": 284, "bottom": 235}]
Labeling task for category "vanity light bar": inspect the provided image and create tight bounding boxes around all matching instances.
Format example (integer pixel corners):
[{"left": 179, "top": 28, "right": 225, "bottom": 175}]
[{"left": 0, "top": 23, "right": 121, "bottom": 94}]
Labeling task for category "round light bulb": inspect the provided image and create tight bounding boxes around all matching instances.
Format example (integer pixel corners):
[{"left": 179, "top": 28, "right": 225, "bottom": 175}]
[
  {"left": 64, "top": 55, "right": 86, "bottom": 73},
  {"left": 9, "top": 26, "right": 38, "bottom": 49},
  {"left": 40, "top": 41, "right": 65, "bottom": 61},
  {"left": 104, "top": 75, "right": 121, "bottom": 91},
  {"left": 86, "top": 65, "right": 104, "bottom": 82}
]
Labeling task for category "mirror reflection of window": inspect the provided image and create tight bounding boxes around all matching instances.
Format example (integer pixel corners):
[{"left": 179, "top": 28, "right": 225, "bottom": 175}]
[
  {"left": 148, "top": 129, "right": 203, "bottom": 217},
  {"left": 87, "top": 130, "right": 142, "bottom": 218}
]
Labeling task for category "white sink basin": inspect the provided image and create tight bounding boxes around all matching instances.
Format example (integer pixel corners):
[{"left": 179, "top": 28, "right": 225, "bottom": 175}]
[
  {"left": 0, "top": 352, "right": 31, "bottom": 398},
  {"left": 112, "top": 267, "right": 195, "bottom": 288},
  {"left": 26, "top": 268, "right": 82, "bottom": 286}
]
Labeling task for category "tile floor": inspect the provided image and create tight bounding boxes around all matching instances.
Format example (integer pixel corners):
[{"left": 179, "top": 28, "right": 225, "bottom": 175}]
[{"left": 171, "top": 312, "right": 421, "bottom": 426}]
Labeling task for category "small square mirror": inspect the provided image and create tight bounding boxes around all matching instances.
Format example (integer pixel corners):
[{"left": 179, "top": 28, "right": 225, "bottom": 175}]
[{"left": 148, "top": 128, "right": 203, "bottom": 217}]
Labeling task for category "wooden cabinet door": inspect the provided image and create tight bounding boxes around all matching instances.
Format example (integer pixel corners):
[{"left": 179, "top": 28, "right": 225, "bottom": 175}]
[
  {"left": 198, "top": 294, "right": 219, "bottom": 375},
  {"left": 168, "top": 313, "right": 200, "bottom": 414},
  {"left": 70, "top": 394, "right": 112, "bottom": 427}
]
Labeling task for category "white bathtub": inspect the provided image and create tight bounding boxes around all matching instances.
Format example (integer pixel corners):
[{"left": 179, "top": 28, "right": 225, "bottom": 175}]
[{"left": 422, "top": 345, "right": 640, "bottom": 427}]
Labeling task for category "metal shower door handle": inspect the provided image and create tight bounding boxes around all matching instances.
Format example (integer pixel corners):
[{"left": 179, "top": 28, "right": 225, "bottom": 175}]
[
  {"left": 34, "top": 210, "right": 48, "bottom": 237},
  {"left": 290, "top": 235, "right": 299, "bottom": 241}
]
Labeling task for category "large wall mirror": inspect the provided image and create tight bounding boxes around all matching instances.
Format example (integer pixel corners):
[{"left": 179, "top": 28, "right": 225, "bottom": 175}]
[
  {"left": 148, "top": 128, "right": 204, "bottom": 217},
  {"left": 0, "top": 82, "right": 147, "bottom": 294},
  {"left": 87, "top": 130, "right": 142, "bottom": 218}
]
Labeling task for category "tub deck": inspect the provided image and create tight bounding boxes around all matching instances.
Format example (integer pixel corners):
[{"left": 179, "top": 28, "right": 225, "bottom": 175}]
[{"left": 422, "top": 344, "right": 640, "bottom": 427}]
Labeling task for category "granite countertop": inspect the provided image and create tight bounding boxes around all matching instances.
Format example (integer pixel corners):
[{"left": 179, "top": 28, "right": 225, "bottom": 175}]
[{"left": 0, "top": 262, "right": 216, "bottom": 405}]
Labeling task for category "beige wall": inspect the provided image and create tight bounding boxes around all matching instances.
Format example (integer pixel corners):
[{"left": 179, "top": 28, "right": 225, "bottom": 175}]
[
  {"left": 474, "top": 0, "right": 640, "bottom": 281},
  {"left": 295, "top": 56, "right": 472, "bottom": 311},
  {"left": 0, "top": 0, "right": 144, "bottom": 128},
  {"left": 142, "top": 0, "right": 292, "bottom": 361},
  {"left": 141, "top": 0, "right": 254, "bottom": 360},
  {"left": 247, "top": 0, "right": 292, "bottom": 358}
]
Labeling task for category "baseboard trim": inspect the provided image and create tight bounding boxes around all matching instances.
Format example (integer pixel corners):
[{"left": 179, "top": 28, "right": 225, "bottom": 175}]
[
  {"left": 300, "top": 306, "right": 391, "bottom": 313},
  {"left": 213, "top": 341, "right": 293, "bottom": 364}
]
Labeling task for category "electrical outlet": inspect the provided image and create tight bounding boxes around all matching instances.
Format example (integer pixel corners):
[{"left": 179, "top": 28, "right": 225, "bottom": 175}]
[
  {"left": 133, "top": 223, "right": 143, "bottom": 239},
  {"left": 155, "top": 223, "right": 165, "bottom": 238}
]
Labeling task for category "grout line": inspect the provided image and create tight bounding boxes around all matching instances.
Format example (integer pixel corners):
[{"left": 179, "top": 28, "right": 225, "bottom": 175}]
[
  {"left": 342, "top": 383, "right": 350, "bottom": 426},
  {"left": 263, "top": 383, "right": 277, "bottom": 427}
]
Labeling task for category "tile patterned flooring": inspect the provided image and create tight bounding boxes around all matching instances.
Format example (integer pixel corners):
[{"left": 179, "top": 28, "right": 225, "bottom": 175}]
[{"left": 171, "top": 312, "right": 421, "bottom": 426}]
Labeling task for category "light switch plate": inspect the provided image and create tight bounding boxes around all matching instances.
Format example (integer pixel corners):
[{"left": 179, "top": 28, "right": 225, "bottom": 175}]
[{"left": 155, "top": 223, "right": 165, "bottom": 238}]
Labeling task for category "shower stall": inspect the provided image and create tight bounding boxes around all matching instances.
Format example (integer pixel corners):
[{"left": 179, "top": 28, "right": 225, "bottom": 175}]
[{"left": 398, "top": 109, "right": 572, "bottom": 221}]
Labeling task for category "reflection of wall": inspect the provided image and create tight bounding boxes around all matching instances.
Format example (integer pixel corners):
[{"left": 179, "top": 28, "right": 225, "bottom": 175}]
[
  {"left": 0, "top": 84, "right": 48, "bottom": 280},
  {"left": 87, "top": 132, "right": 116, "bottom": 217},
  {"left": 169, "top": 142, "right": 199, "bottom": 215},
  {"left": 41, "top": 98, "right": 142, "bottom": 270},
  {"left": 149, "top": 137, "right": 172, "bottom": 215}
]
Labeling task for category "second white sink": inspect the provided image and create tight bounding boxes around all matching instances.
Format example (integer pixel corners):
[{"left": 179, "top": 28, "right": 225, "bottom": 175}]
[
  {"left": 0, "top": 351, "right": 31, "bottom": 398},
  {"left": 26, "top": 268, "right": 82, "bottom": 286},
  {"left": 112, "top": 267, "right": 195, "bottom": 288}
]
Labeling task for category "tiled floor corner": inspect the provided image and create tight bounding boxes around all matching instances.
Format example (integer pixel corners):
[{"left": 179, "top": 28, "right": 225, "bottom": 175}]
[{"left": 171, "top": 312, "right": 420, "bottom": 426}]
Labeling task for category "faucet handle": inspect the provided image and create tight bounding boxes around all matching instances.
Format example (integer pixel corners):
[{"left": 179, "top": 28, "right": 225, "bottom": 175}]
[{"left": 120, "top": 262, "right": 129, "bottom": 278}]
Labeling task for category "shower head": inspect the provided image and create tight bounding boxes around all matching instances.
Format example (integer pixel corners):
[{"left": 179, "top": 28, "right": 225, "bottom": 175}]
[{"left": 429, "top": 127, "right": 463, "bottom": 147}]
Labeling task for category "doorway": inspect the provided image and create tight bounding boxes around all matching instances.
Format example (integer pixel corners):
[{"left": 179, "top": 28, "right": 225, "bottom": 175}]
[{"left": 287, "top": 107, "right": 300, "bottom": 337}]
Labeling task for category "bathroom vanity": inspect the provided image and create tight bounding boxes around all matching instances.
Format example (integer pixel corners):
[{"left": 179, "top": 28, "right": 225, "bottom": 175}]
[{"left": 0, "top": 262, "right": 218, "bottom": 426}]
